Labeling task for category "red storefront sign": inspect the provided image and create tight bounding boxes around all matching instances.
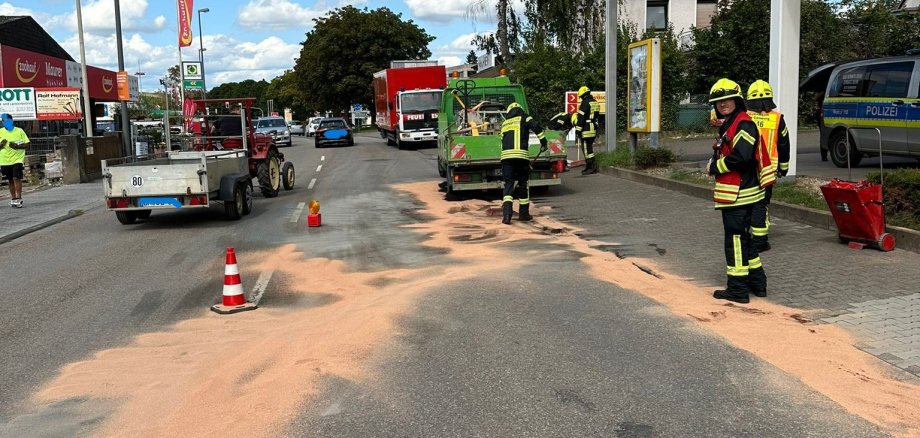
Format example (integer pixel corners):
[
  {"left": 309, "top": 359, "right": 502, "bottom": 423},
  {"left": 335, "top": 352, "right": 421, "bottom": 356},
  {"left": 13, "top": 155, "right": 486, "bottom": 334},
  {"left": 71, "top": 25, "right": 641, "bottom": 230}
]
[
  {"left": 87, "top": 65, "right": 118, "bottom": 101},
  {"left": 0, "top": 44, "right": 67, "bottom": 88}
]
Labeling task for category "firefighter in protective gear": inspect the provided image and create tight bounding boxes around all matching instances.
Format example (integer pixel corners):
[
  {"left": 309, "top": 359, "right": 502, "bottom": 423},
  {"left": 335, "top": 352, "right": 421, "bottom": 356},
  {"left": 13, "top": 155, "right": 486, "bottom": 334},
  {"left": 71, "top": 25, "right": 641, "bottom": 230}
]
[
  {"left": 574, "top": 86, "right": 600, "bottom": 175},
  {"left": 707, "top": 78, "right": 768, "bottom": 303},
  {"left": 500, "top": 102, "right": 547, "bottom": 225},
  {"left": 746, "top": 79, "right": 790, "bottom": 252}
]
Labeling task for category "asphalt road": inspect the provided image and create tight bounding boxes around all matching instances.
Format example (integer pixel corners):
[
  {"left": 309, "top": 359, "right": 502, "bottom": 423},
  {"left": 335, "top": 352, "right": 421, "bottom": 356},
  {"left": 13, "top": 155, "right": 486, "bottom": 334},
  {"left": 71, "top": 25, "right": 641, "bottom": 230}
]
[{"left": 0, "top": 132, "right": 885, "bottom": 436}]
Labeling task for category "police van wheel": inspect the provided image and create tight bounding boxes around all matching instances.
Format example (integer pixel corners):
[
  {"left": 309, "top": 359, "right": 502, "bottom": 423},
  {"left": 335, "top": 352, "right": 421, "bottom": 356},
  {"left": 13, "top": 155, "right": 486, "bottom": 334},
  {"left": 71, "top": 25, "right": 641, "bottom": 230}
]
[{"left": 829, "top": 131, "right": 862, "bottom": 168}]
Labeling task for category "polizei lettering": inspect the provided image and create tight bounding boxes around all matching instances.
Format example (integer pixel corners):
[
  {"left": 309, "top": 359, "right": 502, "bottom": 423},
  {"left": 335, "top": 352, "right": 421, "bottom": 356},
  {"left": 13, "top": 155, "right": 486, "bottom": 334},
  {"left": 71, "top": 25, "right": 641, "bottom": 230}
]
[{"left": 866, "top": 105, "right": 897, "bottom": 117}]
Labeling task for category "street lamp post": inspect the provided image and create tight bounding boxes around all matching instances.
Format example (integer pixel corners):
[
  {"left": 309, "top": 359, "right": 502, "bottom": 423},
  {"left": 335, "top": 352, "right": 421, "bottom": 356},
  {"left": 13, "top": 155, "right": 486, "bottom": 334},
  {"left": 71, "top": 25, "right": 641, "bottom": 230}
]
[
  {"left": 160, "top": 77, "right": 171, "bottom": 150},
  {"left": 197, "top": 8, "right": 209, "bottom": 100}
]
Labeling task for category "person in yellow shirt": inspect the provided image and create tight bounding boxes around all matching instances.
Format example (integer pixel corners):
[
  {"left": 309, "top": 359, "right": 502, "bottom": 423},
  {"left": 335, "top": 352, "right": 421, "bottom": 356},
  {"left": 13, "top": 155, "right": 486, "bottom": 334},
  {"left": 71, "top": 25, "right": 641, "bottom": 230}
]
[{"left": 0, "top": 113, "right": 31, "bottom": 208}]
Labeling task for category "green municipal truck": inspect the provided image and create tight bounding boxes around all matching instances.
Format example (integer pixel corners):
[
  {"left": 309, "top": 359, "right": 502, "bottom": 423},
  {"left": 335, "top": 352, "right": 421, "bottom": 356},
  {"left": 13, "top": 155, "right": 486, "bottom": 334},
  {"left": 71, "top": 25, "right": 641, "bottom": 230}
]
[{"left": 437, "top": 76, "right": 567, "bottom": 196}]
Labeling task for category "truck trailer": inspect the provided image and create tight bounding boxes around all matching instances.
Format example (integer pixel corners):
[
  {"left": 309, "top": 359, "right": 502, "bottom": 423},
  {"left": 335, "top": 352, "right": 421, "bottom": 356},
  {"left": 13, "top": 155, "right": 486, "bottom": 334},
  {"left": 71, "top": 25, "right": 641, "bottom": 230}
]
[{"left": 373, "top": 61, "right": 447, "bottom": 149}]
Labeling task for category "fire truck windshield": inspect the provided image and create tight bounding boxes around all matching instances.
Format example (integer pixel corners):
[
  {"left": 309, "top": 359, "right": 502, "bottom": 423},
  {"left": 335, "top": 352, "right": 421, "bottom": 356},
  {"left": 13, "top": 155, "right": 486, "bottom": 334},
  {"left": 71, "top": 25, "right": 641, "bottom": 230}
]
[{"left": 400, "top": 91, "right": 441, "bottom": 113}]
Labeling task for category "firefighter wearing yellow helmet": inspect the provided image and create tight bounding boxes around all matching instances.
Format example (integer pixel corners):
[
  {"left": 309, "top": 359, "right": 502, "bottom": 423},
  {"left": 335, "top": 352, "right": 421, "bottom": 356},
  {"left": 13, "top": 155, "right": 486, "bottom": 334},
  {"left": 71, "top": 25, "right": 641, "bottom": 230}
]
[
  {"left": 574, "top": 86, "right": 600, "bottom": 175},
  {"left": 499, "top": 101, "right": 547, "bottom": 225},
  {"left": 707, "top": 78, "right": 768, "bottom": 304},
  {"left": 746, "top": 79, "right": 790, "bottom": 253}
]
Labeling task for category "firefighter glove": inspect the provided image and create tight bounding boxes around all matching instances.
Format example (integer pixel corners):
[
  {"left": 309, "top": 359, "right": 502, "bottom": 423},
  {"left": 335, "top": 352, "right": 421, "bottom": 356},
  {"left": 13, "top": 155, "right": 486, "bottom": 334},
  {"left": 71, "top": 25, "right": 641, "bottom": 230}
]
[{"left": 540, "top": 139, "right": 548, "bottom": 152}]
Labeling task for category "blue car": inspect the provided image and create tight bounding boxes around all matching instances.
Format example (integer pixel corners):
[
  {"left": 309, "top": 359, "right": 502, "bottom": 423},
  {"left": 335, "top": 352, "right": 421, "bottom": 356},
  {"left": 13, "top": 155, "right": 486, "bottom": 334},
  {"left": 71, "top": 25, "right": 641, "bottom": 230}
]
[{"left": 314, "top": 118, "right": 354, "bottom": 148}]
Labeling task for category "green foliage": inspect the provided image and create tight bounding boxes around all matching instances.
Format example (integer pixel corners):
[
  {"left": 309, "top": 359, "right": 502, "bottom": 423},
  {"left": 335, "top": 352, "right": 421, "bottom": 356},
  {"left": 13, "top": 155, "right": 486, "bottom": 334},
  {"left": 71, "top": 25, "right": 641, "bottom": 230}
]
[
  {"left": 867, "top": 169, "right": 920, "bottom": 230},
  {"left": 596, "top": 146, "right": 633, "bottom": 169},
  {"left": 772, "top": 183, "right": 828, "bottom": 211},
  {"left": 206, "top": 79, "right": 271, "bottom": 112},
  {"left": 633, "top": 147, "right": 676, "bottom": 169},
  {"left": 265, "top": 70, "right": 311, "bottom": 120},
  {"left": 294, "top": 6, "right": 433, "bottom": 114}
]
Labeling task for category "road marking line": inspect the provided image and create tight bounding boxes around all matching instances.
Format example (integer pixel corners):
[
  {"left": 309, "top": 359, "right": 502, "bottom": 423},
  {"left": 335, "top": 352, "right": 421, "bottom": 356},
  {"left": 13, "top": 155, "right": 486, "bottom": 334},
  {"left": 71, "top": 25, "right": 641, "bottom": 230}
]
[
  {"left": 321, "top": 156, "right": 325, "bottom": 161},
  {"left": 308, "top": 178, "right": 317, "bottom": 190},
  {"left": 250, "top": 270, "right": 274, "bottom": 306},
  {"left": 316, "top": 164, "right": 323, "bottom": 172},
  {"left": 290, "top": 202, "right": 306, "bottom": 223}
]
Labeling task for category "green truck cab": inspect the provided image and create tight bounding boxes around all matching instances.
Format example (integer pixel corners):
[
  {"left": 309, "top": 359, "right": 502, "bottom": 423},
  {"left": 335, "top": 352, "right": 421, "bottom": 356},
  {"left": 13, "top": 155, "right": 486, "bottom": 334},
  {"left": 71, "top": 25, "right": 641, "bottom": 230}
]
[{"left": 437, "top": 77, "right": 567, "bottom": 195}]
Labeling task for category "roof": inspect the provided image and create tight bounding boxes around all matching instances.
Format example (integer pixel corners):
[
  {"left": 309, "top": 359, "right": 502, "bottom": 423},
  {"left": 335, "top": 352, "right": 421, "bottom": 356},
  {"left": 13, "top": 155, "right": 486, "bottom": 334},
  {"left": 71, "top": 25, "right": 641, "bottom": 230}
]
[{"left": 0, "top": 16, "right": 75, "bottom": 61}]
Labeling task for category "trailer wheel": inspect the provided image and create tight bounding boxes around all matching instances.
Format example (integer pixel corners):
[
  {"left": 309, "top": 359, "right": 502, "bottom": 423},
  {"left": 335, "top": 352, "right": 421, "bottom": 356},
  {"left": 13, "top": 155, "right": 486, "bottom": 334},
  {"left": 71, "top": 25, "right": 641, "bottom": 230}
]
[
  {"left": 242, "top": 183, "right": 253, "bottom": 215},
  {"left": 225, "top": 184, "right": 244, "bottom": 220},
  {"left": 282, "top": 162, "right": 295, "bottom": 190},
  {"left": 437, "top": 157, "right": 446, "bottom": 178},
  {"left": 136, "top": 210, "right": 152, "bottom": 219},
  {"left": 258, "top": 152, "right": 281, "bottom": 198},
  {"left": 115, "top": 211, "right": 138, "bottom": 225}
]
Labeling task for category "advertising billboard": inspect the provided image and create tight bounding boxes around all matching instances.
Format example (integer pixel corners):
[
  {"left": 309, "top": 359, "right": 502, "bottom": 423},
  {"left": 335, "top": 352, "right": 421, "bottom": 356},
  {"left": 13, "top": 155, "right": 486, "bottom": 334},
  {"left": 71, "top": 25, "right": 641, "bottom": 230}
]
[
  {"left": 35, "top": 88, "right": 82, "bottom": 120},
  {"left": 0, "top": 45, "right": 68, "bottom": 88},
  {"left": 0, "top": 87, "right": 36, "bottom": 119},
  {"left": 627, "top": 38, "right": 662, "bottom": 133}
]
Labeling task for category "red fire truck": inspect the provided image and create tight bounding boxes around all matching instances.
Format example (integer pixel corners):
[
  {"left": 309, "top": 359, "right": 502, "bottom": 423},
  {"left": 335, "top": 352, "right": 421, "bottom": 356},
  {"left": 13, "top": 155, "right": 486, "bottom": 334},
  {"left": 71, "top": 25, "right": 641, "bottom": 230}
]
[{"left": 373, "top": 61, "right": 446, "bottom": 149}]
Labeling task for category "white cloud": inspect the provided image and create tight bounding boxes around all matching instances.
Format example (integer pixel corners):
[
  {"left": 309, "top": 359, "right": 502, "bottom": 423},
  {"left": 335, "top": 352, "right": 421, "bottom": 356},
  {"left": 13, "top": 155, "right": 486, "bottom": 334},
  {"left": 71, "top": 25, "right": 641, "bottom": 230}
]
[
  {"left": 431, "top": 32, "right": 490, "bottom": 67},
  {"left": 17, "top": 0, "right": 165, "bottom": 36},
  {"left": 404, "top": 0, "right": 525, "bottom": 24},
  {"left": 237, "top": 0, "right": 325, "bottom": 30},
  {"left": 437, "top": 56, "right": 461, "bottom": 67}
]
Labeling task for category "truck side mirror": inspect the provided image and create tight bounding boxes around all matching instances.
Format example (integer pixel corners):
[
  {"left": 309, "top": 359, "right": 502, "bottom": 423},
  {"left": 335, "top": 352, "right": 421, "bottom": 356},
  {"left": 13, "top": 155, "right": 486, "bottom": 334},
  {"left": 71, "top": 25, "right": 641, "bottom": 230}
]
[{"left": 388, "top": 102, "right": 393, "bottom": 110}]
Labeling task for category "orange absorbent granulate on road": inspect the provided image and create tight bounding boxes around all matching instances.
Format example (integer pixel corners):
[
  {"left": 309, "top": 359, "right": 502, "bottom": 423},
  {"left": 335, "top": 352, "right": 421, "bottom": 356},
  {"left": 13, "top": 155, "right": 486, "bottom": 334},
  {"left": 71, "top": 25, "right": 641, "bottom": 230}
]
[{"left": 32, "top": 181, "right": 920, "bottom": 438}]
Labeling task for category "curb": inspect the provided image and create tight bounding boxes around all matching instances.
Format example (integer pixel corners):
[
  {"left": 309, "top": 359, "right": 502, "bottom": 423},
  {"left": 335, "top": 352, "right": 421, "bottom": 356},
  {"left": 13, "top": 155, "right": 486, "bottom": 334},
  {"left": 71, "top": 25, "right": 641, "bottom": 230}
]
[
  {"left": 0, "top": 209, "right": 85, "bottom": 245},
  {"left": 600, "top": 166, "right": 920, "bottom": 254}
]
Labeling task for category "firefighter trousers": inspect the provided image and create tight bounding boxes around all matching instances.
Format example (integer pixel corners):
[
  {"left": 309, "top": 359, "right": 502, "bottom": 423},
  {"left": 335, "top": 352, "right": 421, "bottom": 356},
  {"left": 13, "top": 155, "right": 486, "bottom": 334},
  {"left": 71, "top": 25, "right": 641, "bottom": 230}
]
[
  {"left": 751, "top": 185, "right": 773, "bottom": 249},
  {"left": 581, "top": 136, "right": 596, "bottom": 160},
  {"left": 722, "top": 205, "right": 767, "bottom": 294},
  {"left": 502, "top": 159, "right": 530, "bottom": 207}
]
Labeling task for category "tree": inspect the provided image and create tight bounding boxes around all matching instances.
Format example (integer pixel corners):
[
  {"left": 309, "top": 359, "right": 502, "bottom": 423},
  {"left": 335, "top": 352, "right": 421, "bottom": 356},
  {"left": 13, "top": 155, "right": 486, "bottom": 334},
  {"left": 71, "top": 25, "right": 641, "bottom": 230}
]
[
  {"left": 465, "top": 50, "right": 479, "bottom": 71},
  {"left": 206, "top": 79, "right": 271, "bottom": 113},
  {"left": 293, "top": 6, "right": 433, "bottom": 116}
]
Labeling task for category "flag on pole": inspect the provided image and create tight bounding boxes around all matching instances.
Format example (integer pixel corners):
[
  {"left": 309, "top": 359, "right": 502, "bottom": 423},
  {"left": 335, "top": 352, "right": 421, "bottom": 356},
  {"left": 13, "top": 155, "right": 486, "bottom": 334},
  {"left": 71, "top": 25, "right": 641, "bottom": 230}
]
[{"left": 177, "top": 0, "right": 194, "bottom": 47}]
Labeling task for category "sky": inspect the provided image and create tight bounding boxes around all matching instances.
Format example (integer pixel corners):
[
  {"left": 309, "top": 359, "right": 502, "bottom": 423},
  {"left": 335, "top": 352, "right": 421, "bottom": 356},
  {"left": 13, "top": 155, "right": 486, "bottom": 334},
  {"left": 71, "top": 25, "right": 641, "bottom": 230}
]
[{"left": 0, "top": 0, "right": 504, "bottom": 91}]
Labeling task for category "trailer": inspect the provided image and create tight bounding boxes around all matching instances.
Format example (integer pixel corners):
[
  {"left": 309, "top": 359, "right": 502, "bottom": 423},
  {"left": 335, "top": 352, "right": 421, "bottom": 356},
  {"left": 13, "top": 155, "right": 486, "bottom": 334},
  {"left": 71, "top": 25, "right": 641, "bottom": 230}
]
[{"left": 102, "top": 149, "right": 253, "bottom": 224}]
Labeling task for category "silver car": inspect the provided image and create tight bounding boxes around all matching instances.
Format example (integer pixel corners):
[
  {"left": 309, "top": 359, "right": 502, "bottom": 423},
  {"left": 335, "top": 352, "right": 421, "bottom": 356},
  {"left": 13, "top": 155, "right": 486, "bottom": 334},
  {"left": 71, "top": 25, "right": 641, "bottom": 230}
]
[
  {"left": 254, "top": 117, "right": 292, "bottom": 147},
  {"left": 289, "top": 121, "right": 306, "bottom": 136}
]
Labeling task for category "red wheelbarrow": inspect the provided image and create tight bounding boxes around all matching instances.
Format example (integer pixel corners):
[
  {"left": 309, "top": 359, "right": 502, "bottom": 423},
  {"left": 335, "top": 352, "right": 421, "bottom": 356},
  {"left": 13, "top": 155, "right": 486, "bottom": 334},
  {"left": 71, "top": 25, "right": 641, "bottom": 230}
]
[{"left": 819, "top": 127, "right": 895, "bottom": 251}]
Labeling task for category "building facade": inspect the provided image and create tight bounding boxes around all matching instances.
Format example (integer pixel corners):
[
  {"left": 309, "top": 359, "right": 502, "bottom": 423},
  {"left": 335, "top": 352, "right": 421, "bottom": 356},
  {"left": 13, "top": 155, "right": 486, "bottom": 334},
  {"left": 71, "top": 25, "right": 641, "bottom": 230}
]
[{"left": 621, "top": 0, "right": 719, "bottom": 45}]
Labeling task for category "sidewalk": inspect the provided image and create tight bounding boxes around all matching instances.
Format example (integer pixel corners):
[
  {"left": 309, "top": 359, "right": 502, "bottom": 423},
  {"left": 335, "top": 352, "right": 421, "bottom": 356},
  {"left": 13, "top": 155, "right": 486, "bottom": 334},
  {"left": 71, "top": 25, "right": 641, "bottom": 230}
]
[
  {"left": 0, "top": 182, "right": 102, "bottom": 244},
  {"left": 546, "top": 170, "right": 920, "bottom": 377}
]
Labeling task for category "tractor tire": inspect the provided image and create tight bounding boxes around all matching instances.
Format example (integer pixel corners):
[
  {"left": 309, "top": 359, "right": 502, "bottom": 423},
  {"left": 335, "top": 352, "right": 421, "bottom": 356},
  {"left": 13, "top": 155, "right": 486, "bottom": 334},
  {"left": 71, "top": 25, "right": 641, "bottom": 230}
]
[
  {"left": 830, "top": 130, "right": 862, "bottom": 168},
  {"left": 241, "top": 182, "right": 253, "bottom": 215},
  {"left": 282, "top": 162, "right": 295, "bottom": 190},
  {"left": 225, "top": 184, "right": 244, "bottom": 220},
  {"left": 258, "top": 152, "right": 282, "bottom": 198},
  {"left": 115, "top": 211, "right": 138, "bottom": 225},
  {"left": 437, "top": 157, "right": 447, "bottom": 178},
  {"left": 136, "top": 210, "right": 152, "bottom": 219}
]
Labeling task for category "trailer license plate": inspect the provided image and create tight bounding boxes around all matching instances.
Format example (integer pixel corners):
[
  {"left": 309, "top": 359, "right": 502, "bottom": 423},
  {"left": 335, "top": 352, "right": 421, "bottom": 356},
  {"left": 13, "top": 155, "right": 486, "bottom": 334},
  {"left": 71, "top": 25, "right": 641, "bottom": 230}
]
[{"left": 139, "top": 197, "right": 182, "bottom": 208}]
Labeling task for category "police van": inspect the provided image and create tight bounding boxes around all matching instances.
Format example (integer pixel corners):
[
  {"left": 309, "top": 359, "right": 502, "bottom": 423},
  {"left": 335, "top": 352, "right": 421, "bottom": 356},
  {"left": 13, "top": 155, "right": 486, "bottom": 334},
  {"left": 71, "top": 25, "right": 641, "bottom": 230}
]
[{"left": 803, "top": 55, "right": 920, "bottom": 168}]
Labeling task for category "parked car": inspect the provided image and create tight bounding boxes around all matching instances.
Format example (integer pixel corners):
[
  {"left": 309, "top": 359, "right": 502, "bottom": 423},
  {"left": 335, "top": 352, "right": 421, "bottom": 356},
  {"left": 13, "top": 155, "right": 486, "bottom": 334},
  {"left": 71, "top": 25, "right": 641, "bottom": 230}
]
[
  {"left": 801, "top": 54, "right": 920, "bottom": 168},
  {"left": 307, "top": 117, "right": 323, "bottom": 136},
  {"left": 254, "top": 116, "right": 292, "bottom": 147},
  {"left": 314, "top": 118, "right": 354, "bottom": 148},
  {"left": 288, "top": 120, "right": 306, "bottom": 136}
]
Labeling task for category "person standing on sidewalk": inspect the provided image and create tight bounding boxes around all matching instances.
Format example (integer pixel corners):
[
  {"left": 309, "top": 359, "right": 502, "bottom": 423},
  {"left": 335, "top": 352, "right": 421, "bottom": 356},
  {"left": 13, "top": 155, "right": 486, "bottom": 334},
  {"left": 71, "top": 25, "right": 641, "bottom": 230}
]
[
  {"left": 706, "top": 79, "right": 767, "bottom": 303},
  {"left": 746, "top": 80, "right": 789, "bottom": 252},
  {"left": 0, "top": 113, "right": 30, "bottom": 208},
  {"left": 574, "top": 86, "right": 600, "bottom": 175},
  {"left": 500, "top": 102, "right": 547, "bottom": 225}
]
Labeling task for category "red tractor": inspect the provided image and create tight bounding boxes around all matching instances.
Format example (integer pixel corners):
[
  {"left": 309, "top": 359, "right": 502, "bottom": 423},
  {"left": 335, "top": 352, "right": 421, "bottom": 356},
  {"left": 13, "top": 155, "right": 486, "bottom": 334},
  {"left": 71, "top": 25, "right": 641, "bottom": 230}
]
[{"left": 192, "top": 98, "right": 295, "bottom": 197}]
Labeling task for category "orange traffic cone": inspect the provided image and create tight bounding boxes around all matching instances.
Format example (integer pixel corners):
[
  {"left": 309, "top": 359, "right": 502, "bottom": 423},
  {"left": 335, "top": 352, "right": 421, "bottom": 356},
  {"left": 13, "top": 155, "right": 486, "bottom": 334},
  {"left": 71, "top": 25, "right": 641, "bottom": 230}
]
[{"left": 211, "top": 247, "right": 258, "bottom": 314}]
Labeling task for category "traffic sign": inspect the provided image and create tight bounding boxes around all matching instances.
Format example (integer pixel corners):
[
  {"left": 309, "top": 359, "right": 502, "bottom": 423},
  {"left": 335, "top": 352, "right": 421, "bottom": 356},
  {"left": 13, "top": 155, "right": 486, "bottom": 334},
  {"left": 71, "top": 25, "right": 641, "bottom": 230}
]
[{"left": 183, "top": 79, "right": 203, "bottom": 91}]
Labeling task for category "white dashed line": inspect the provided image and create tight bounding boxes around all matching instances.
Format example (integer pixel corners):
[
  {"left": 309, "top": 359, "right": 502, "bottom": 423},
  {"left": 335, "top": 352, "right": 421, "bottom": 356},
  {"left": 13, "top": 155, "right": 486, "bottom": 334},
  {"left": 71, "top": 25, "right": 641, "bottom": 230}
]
[
  {"left": 321, "top": 156, "right": 325, "bottom": 161},
  {"left": 308, "top": 178, "right": 317, "bottom": 190},
  {"left": 250, "top": 270, "right": 275, "bottom": 306},
  {"left": 290, "top": 202, "right": 306, "bottom": 223},
  {"left": 316, "top": 165, "right": 323, "bottom": 172}
]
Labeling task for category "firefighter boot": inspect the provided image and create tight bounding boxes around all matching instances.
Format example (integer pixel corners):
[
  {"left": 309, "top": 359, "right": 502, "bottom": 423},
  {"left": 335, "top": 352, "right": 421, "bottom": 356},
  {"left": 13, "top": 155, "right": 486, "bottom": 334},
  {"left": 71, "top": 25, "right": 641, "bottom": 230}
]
[
  {"left": 502, "top": 201, "right": 513, "bottom": 225},
  {"left": 713, "top": 276, "right": 750, "bottom": 304},
  {"left": 518, "top": 203, "right": 533, "bottom": 222},
  {"left": 749, "top": 267, "right": 767, "bottom": 297},
  {"left": 581, "top": 158, "right": 598, "bottom": 175}
]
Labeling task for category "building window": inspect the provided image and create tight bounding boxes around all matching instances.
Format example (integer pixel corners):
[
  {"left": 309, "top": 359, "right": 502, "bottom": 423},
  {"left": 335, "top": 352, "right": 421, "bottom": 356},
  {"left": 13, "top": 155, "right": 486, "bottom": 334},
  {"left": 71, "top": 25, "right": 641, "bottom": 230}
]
[
  {"left": 697, "top": 0, "right": 718, "bottom": 29},
  {"left": 647, "top": 1, "right": 668, "bottom": 31}
]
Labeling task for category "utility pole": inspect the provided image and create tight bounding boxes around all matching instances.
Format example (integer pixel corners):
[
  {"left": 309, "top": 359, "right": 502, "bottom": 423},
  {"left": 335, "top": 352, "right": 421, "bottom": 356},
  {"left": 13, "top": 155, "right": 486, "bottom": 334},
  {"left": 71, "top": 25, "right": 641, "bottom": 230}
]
[
  {"left": 114, "top": 0, "right": 132, "bottom": 156},
  {"left": 75, "top": 0, "right": 94, "bottom": 137},
  {"left": 198, "top": 8, "right": 210, "bottom": 100},
  {"left": 605, "top": 0, "right": 616, "bottom": 153}
]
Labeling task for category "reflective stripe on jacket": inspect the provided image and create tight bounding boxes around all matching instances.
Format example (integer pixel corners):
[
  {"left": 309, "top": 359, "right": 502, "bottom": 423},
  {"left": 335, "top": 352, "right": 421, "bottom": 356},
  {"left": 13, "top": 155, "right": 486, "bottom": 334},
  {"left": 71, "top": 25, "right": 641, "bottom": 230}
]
[
  {"left": 575, "top": 94, "right": 599, "bottom": 138},
  {"left": 501, "top": 106, "right": 545, "bottom": 161},
  {"left": 712, "top": 111, "right": 765, "bottom": 208}
]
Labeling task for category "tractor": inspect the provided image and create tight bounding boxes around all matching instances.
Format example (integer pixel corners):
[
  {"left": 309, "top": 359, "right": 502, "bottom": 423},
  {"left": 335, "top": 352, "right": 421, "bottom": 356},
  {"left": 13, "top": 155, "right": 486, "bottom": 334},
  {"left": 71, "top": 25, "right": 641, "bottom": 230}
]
[{"left": 192, "top": 98, "right": 295, "bottom": 197}]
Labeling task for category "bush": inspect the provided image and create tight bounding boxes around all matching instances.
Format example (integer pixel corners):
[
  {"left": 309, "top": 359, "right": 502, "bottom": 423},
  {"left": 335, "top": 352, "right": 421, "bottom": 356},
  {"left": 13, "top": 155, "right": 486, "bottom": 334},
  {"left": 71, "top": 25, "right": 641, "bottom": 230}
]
[
  {"left": 596, "top": 146, "right": 633, "bottom": 168},
  {"left": 633, "top": 147, "right": 676, "bottom": 169},
  {"left": 866, "top": 169, "right": 920, "bottom": 230}
]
